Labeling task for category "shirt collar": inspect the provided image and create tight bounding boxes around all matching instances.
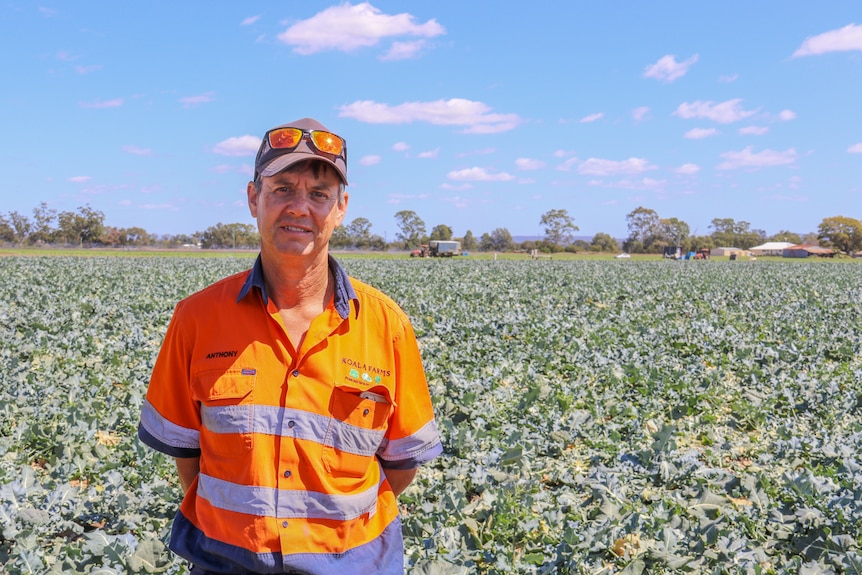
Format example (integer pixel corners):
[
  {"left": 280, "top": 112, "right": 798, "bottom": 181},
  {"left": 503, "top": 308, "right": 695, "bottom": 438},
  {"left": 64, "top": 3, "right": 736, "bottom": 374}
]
[{"left": 236, "top": 254, "right": 358, "bottom": 320}]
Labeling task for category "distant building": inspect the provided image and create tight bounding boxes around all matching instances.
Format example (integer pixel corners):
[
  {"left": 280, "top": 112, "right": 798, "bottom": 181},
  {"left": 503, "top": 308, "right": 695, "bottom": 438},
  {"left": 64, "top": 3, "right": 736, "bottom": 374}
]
[
  {"left": 749, "top": 241, "right": 795, "bottom": 256},
  {"left": 710, "top": 247, "right": 746, "bottom": 257},
  {"left": 782, "top": 244, "right": 835, "bottom": 258}
]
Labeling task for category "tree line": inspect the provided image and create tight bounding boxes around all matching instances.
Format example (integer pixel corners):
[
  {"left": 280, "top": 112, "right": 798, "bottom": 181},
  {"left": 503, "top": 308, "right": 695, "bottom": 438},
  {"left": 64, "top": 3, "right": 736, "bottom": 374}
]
[{"left": 3, "top": 202, "right": 862, "bottom": 255}]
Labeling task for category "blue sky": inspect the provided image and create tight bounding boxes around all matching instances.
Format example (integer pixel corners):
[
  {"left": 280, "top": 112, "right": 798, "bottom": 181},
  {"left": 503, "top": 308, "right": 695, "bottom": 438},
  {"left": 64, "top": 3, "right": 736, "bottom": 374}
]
[{"left": 2, "top": 2, "right": 860, "bottom": 240}]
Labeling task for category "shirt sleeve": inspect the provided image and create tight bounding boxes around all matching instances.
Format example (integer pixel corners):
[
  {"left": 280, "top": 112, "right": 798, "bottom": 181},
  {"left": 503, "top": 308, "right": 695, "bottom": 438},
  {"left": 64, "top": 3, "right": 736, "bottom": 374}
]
[
  {"left": 137, "top": 301, "right": 202, "bottom": 458},
  {"left": 377, "top": 315, "right": 443, "bottom": 469}
]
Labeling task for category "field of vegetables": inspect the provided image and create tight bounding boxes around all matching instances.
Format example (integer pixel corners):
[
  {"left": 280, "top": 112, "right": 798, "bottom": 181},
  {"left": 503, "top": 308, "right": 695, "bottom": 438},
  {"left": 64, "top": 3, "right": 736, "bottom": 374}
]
[{"left": 1, "top": 255, "right": 861, "bottom": 574}]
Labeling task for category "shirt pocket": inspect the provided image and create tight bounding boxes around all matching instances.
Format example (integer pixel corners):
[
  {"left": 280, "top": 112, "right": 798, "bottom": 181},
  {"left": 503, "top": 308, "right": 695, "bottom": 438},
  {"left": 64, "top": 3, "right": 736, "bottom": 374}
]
[
  {"left": 323, "top": 385, "right": 393, "bottom": 478},
  {"left": 193, "top": 368, "right": 257, "bottom": 457}
]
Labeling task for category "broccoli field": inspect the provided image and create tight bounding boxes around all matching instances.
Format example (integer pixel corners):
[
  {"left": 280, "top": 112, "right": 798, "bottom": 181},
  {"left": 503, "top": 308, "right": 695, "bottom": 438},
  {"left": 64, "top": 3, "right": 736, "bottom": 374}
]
[{"left": 1, "top": 256, "right": 861, "bottom": 574}]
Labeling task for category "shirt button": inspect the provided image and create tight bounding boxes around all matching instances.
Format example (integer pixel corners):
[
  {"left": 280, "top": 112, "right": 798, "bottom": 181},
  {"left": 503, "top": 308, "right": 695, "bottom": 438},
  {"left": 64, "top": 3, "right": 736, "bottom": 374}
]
[
  {"left": 292, "top": 370, "right": 300, "bottom": 377},
  {"left": 363, "top": 408, "right": 370, "bottom": 416},
  {"left": 284, "top": 470, "right": 292, "bottom": 478},
  {"left": 282, "top": 521, "right": 288, "bottom": 528},
  {"left": 288, "top": 420, "right": 295, "bottom": 429}
]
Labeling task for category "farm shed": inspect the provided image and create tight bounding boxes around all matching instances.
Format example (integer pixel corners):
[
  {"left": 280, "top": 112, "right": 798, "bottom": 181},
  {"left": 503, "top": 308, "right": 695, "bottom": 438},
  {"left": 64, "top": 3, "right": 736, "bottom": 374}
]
[
  {"left": 749, "top": 241, "right": 795, "bottom": 256},
  {"left": 782, "top": 244, "right": 835, "bottom": 258},
  {"left": 710, "top": 247, "right": 746, "bottom": 257}
]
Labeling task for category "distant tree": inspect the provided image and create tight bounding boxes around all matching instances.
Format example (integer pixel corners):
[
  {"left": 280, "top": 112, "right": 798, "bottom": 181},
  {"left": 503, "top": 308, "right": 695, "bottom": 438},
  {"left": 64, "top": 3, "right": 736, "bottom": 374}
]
[
  {"left": 0, "top": 214, "right": 14, "bottom": 242},
  {"left": 540, "top": 209, "right": 579, "bottom": 250},
  {"left": 200, "top": 222, "right": 259, "bottom": 249},
  {"left": 801, "top": 231, "right": 820, "bottom": 245},
  {"left": 346, "top": 217, "right": 374, "bottom": 248},
  {"left": 99, "top": 226, "right": 122, "bottom": 246},
  {"left": 119, "top": 227, "right": 154, "bottom": 246},
  {"left": 461, "top": 230, "right": 477, "bottom": 251},
  {"left": 570, "top": 239, "right": 591, "bottom": 253},
  {"left": 56, "top": 204, "right": 105, "bottom": 246},
  {"left": 625, "top": 207, "right": 661, "bottom": 253},
  {"left": 591, "top": 232, "right": 618, "bottom": 252},
  {"left": 30, "top": 202, "right": 57, "bottom": 244},
  {"left": 709, "top": 218, "right": 763, "bottom": 250},
  {"left": 767, "top": 230, "right": 803, "bottom": 244},
  {"left": 658, "top": 217, "right": 690, "bottom": 248},
  {"left": 429, "top": 224, "right": 453, "bottom": 241},
  {"left": 7, "top": 211, "right": 32, "bottom": 244},
  {"left": 481, "top": 227, "right": 513, "bottom": 252},
  {"left": 817, "top": 216, "right": 862, "bottom": 254},
  {"left": 330, "top": 225, "right": 350, "bottom": 248},
  {"left": 394, "top": 210, "right": 426, "bottom": 249}
]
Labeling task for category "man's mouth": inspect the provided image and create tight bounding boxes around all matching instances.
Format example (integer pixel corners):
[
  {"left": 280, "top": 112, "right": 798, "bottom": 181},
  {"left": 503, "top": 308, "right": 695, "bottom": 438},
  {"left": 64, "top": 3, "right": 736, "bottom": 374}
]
[{"left": 281, "top": 225, "right": 310, "bottom": 233}]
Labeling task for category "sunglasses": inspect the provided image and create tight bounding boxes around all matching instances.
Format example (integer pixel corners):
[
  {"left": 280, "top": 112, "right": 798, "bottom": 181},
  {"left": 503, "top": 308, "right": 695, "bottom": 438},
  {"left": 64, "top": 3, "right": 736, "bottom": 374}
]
[{"left": 266, "top": 127, "right": 347, "bottom": 162}]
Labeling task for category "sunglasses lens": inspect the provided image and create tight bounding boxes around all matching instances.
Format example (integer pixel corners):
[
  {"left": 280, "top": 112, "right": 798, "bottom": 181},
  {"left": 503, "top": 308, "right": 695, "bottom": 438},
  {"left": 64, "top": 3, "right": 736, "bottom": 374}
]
[
  {"left": 269, "top": 128, "right": 303, "bottom": 149},
  {"left": 310, "top": 131, "right": 344, "bottom": 156}
]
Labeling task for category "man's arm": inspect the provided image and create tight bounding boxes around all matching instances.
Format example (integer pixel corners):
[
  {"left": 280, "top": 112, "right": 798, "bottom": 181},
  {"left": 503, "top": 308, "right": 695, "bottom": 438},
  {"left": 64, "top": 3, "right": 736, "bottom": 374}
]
[
  {"left": 382, "top": 467, "right": 418, "bottom": 497},
  {"left": 175, "top": 457, "right": 201, "bottom": 494}
]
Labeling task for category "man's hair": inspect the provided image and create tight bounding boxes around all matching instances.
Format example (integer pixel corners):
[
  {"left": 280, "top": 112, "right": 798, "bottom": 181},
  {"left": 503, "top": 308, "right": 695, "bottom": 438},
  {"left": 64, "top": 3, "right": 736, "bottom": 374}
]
[{"left": 253, "top": 160, "right": 346, "bottom": 204}]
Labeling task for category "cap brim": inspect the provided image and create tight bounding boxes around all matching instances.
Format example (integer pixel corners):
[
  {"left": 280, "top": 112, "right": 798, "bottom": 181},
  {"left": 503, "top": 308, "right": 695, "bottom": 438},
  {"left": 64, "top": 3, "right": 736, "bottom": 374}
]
[{"left": 259, "top": 152, "right": 348, "bottom": 186}]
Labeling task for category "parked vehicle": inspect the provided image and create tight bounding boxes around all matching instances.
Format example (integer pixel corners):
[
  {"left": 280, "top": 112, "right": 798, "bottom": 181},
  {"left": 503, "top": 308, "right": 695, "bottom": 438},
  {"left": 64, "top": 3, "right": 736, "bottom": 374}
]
[{"left": 410, "top": 240, "right": 462, "bottom": 257}]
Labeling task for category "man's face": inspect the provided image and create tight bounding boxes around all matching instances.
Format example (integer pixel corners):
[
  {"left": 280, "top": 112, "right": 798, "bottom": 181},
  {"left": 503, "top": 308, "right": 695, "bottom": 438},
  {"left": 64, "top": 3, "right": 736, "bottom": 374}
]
[{"left": 247, "top": 162, "right": 347, "bottom": 260}]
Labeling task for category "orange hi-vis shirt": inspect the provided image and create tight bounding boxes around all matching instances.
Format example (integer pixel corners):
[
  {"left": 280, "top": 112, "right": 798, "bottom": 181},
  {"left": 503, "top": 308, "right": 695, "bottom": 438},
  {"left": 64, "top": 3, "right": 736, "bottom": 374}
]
[{"left": 138, "top": 256, "right": 442, "bottom": 574}]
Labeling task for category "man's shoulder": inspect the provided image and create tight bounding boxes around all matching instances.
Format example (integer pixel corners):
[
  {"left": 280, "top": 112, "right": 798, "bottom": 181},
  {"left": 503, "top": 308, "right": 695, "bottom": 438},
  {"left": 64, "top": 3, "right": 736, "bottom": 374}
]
[
  {"left": 349, "top": 277, "right": 410, "bottom": 322},
  {"left": 176, "top": 269, "right": 249, "bottom": 310}
]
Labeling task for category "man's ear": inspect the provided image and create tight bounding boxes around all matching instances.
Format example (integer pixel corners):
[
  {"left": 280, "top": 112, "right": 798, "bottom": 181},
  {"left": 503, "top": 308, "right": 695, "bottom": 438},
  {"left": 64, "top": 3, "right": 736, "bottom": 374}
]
[
  {"left": 247, "top": 181, "right": 259, "bottom": 218},
  {"left": 335, "top": 192, "right": 349, "bottom": 226}
]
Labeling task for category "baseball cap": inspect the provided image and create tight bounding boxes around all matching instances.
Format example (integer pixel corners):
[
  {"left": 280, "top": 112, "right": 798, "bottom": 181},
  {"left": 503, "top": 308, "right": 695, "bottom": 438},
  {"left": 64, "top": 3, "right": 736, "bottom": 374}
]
[{"left": 254, "top": 118, "right": 348, "bottom": 185}]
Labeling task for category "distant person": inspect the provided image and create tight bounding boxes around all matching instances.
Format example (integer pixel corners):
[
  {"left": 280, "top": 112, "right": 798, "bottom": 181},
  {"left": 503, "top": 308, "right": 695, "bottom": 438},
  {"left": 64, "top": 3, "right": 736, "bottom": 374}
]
[{"left": 138, "top": 118, "right": 443, "bottom": 574}]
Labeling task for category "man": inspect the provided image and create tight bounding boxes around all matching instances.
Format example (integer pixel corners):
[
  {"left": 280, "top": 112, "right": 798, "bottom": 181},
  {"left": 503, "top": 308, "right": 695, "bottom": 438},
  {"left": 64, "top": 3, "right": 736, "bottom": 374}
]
[{"left": 138, "top": 118, "right": 443, "bottom": 574}]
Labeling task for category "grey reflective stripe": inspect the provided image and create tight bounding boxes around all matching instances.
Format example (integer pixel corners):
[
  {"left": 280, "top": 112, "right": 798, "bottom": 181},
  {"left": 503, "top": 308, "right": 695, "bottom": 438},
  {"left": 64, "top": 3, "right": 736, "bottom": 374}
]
[
  {"left": 378, "top": 419, "right": 440, "bottom": 461},
  {"left": 196, "top": 473, "right": 379, "bottom": 521},
  {"left": 140, "top": 399, "right": 200, "bottom": 449},
  {"left": 201, "top": 404, "right": 385, "bottom": 457}
]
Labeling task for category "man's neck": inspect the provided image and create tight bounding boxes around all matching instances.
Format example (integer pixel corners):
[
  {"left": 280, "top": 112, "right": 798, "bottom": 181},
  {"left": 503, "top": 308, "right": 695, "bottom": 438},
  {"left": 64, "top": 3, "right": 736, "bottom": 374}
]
[{"left": 260, "top": 251, "right": 331, "bottom": 311}]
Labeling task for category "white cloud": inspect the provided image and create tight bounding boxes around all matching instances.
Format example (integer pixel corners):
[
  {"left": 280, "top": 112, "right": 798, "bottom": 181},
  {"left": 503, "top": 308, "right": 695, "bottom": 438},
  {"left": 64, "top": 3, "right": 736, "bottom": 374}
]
[
  {"left": 278, "top": 3, "right": 445, "bottom": 55},
  {"left": 339, "top": 98, "right": 521, "bottom": 134},
  {"left": 848, "top": 143, "right": 862, "bottom": 154},
  {"left": 580, "top": 112, "right": 604, "bottom": 123},
  {"left": 675, "top": 163, "right": 701, "bottom": 175},
  {"left": 380, "top": 40, "right": 426, "bottom": 61},
  {"left": 515, "top": 158, "right": 546, "bottom": 170},
  {"left": 211, "top": 164, "right": 233, "bottom": 174},
  {"left": 180, "top": 92, "right": 215, "bottom": 108},
  {"left": 588, "top": 178, "right": 667, "bottom": 191},
  {"left": 392, "top": 142, "right": 410, "bottom": 152},
  {"left": 793, "top": 23, "right": 862, "bottom": 57},
  {"left": 417, "top": 148, "right": 440, "bottom": 159},
  {"left": 241, "top": 15, "right": 261, "bottom": 26},
  {"left": 684, "top": 128, "right": 718, "bottom": 139},
  {"left": 779, "top": 109, "right": 797, "bottom": 121},
  {"left": 440, "top": 183, "right": 473, "bottom": 191},
  {"left": 643, "top": 53, "right": 699, "bottom": 82},
  {"left": 447, "top": 167, "right": 515, "bottom": 182},
  {"left": 67, "top": 176, "right": 92, "bottom": 183},
  {"left": 57, "top": 50, "right": 77, "bottom": 62},
  {"left": 739, "top": 126, "right": 769, "bottom": 136},
  {"left": 359, "top": 155, "right": 382, "bottom": 166},
  {"left": 632, "top": 106, "right": 650, "bottom": 122},
  {"left": 213, "top": 135, "right": 260, "bottom": 156},
  {"left": 80, "top": 98, "right": 123, "bottom": 109},
  {"left": 122, "top": 145, "right": 152, "bottom": 156},
  {"left": 674, "top": 99, "right": 757, "bottom": 124},
  {"left": 457, "top": 147, "right": 496, "bottom": 158},
  {"left": 717, "top": 146, "right": 798, "bottom": 170},
  {"left": 74, "top": 65, "right": 102, "bottom": 75},
  {"left": 39, "top": 7, "right": 57, "bottom": 17},
  {"left": 387, "top": 192, "right": 431, "bottom": 204},
  {"left": 578, "top": 157, "right": 656, "bottom": 176},
  {"left": 719, "top": 73, "right": 739, "bottom": 83},
  {"left": 555, "top": 156, "right": 580, "bottom": 172},
  {"left": 441, "top": 195, "right": 470, "bottom": 209}
]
